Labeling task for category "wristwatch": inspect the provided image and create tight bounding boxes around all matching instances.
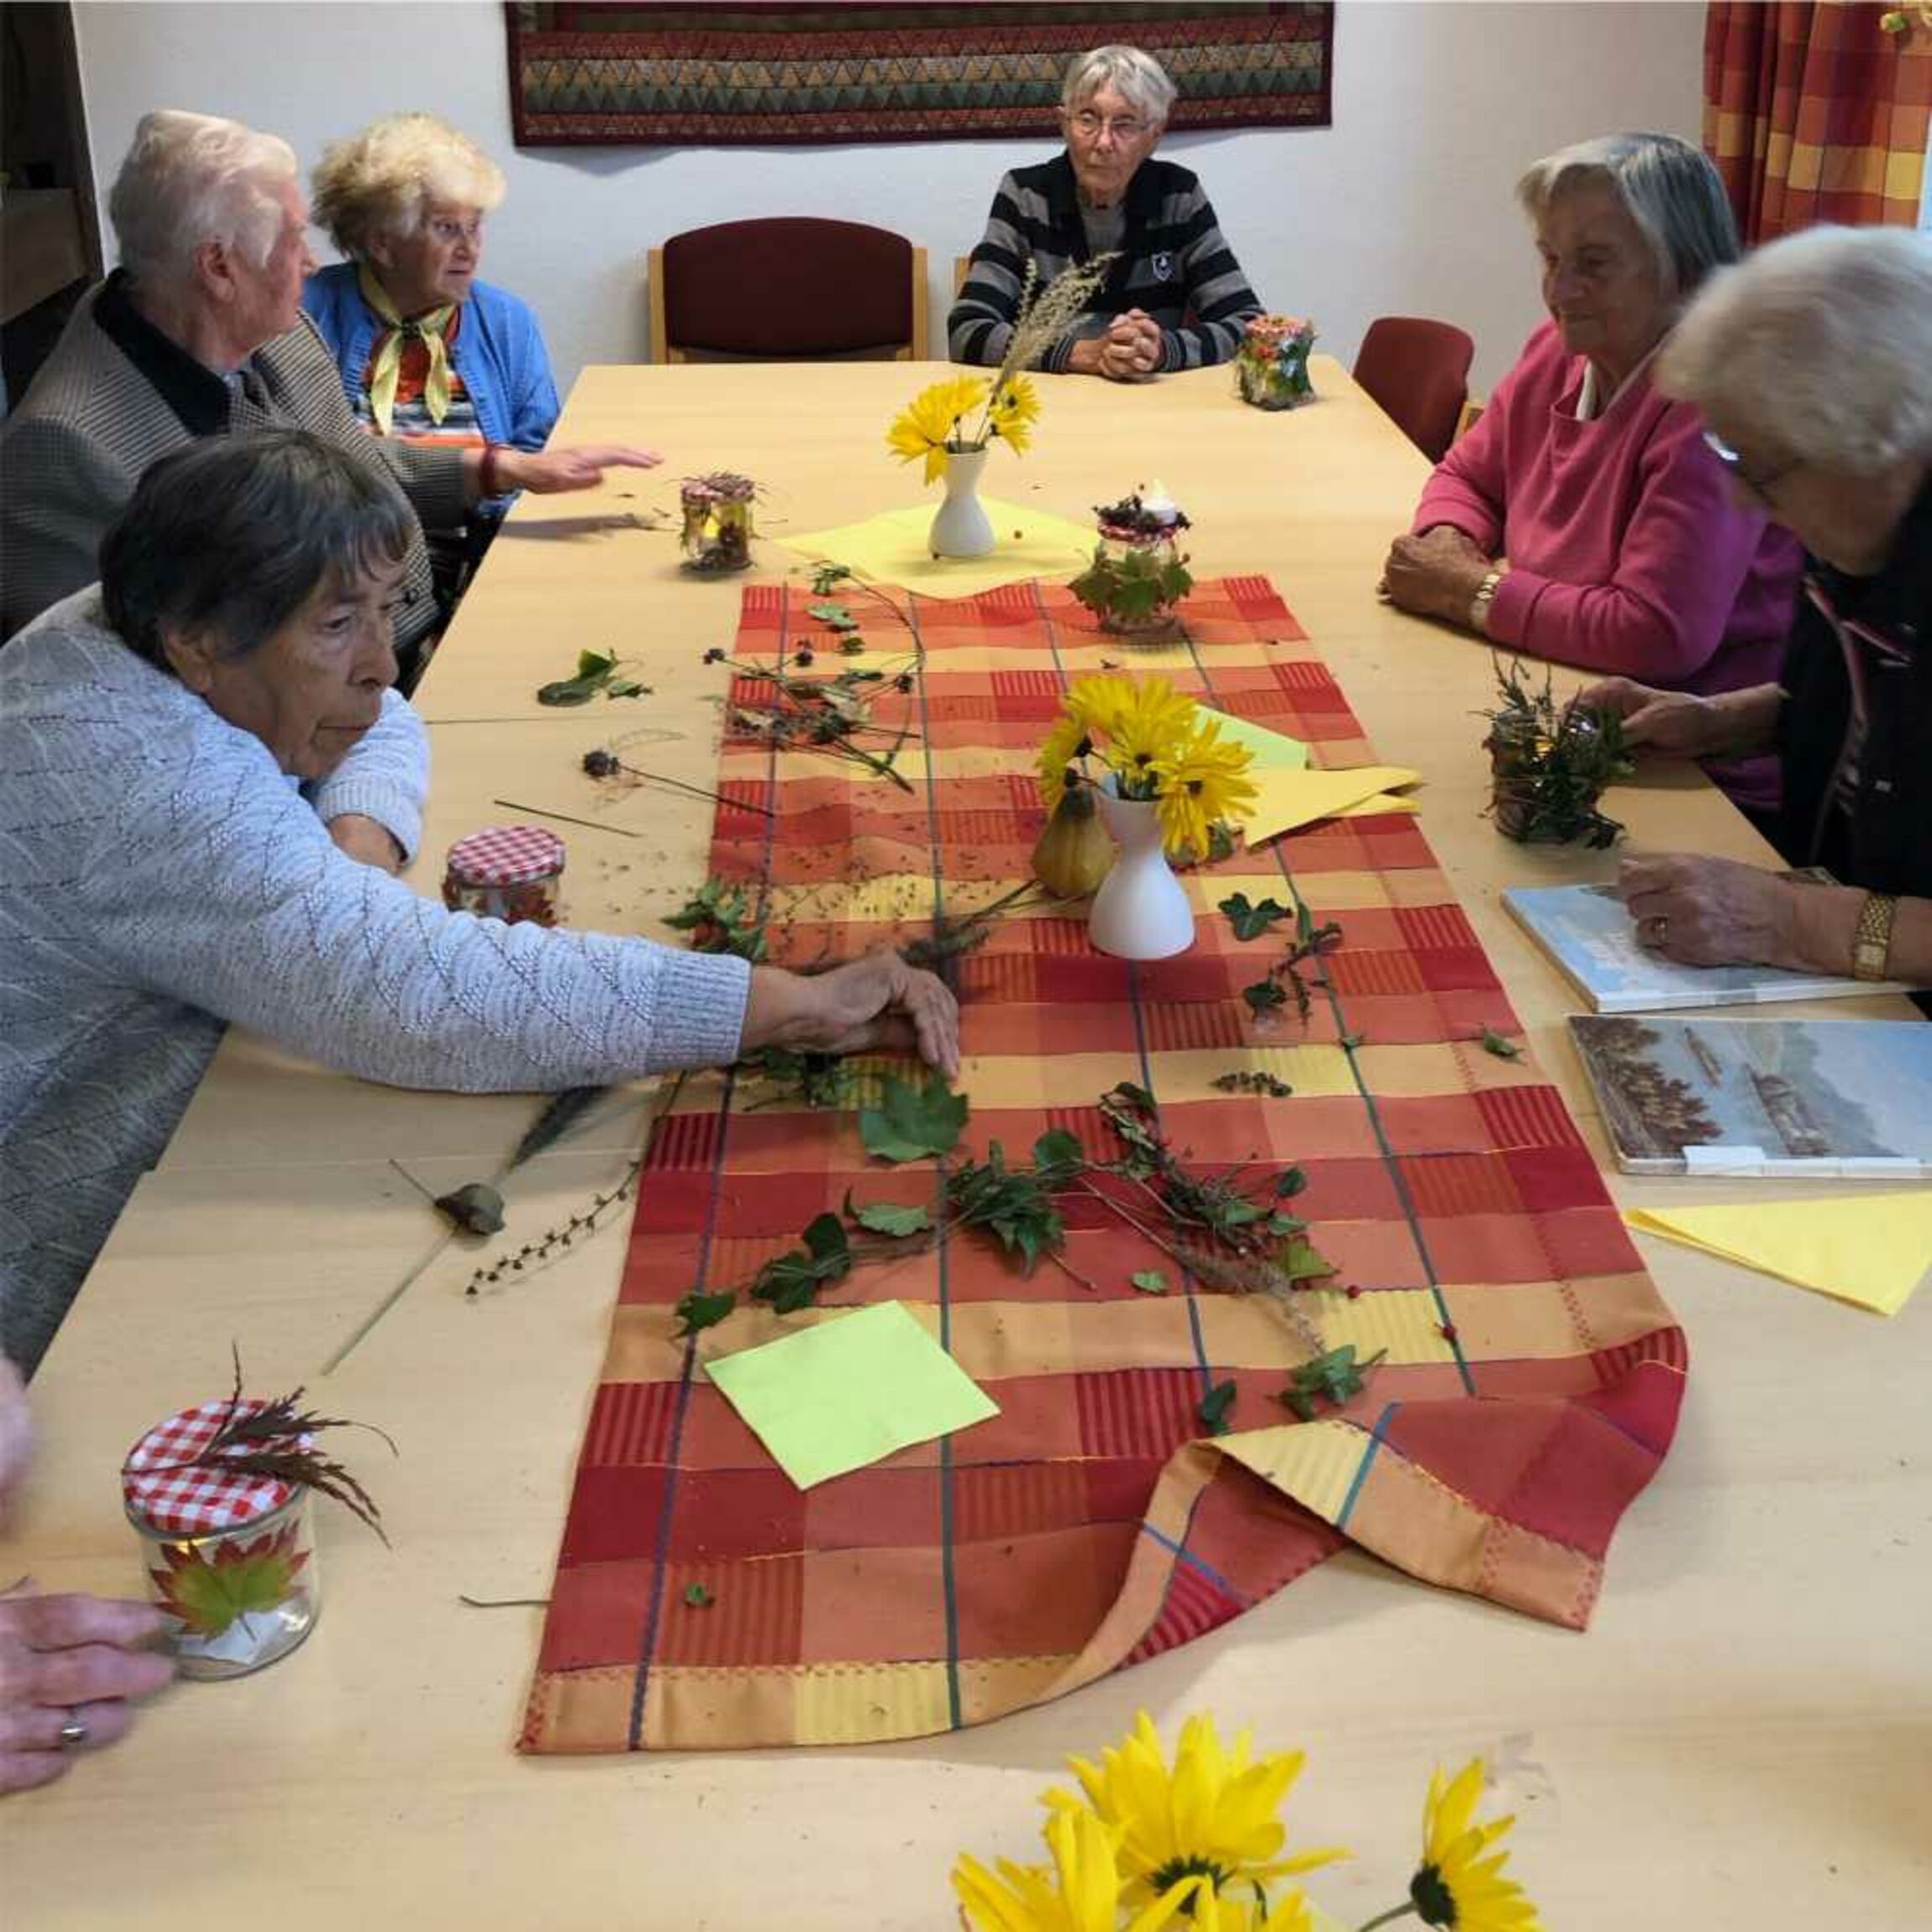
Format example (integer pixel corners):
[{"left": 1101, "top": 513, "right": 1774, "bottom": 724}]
[
  {"left": 1468, "top": 567, "right": 1504, "bottom": 635},
  {"left": 1851, "top": 891, "right": 1898, "bottom": 980}
]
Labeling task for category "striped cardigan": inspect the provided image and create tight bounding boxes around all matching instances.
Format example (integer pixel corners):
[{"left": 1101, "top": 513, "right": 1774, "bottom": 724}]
[
  {"left": 948, "top": 154, "right": 1261, "bottom": 372},
  {"left": 0, "top": 277, "right": 466, "bottom": 665}
]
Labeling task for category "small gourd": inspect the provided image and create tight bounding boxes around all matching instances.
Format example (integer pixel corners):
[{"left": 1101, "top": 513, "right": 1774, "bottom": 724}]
[{"left": 1032, "top": 772, "right": 1115, "bottom": 899}]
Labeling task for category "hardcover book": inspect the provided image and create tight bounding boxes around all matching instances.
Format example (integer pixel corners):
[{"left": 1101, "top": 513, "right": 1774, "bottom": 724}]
[{"left": 1568, "top": 1014, "right": 1932, "bottom": 1176}]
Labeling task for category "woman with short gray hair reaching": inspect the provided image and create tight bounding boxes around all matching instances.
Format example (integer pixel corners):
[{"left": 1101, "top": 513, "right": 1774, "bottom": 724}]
[
  {"left": 0, "top": 431, "right": 958, "bottom": 1375},
  {"left": 948, "top": 44, "right": 1261, "bottom": 378},
  {"left": 1382, "top": 131, "right": 1802, "bottom": 819}
]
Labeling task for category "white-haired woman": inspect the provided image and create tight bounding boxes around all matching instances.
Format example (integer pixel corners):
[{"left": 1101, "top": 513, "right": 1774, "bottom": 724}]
[
  {"left": 304, "top": 113, "right": 559, "bottom": 454},
  {"left": 949, "top": 44, "right": 1261, "bottom": 379},
  {"left": 1382, "top": 133, "right": 1802, "bottom": 822},
  {"left": 1576, "top": 227, "right": 1932, "bottom": 987}
]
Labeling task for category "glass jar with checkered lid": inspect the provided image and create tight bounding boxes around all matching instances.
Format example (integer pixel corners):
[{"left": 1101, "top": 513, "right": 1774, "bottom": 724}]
[
  {"left": 441, "top": 822, "right": 565, "bottom": 927},
  {"left": 123, "top": 1400, "right": 322, "bottom": 1679}
]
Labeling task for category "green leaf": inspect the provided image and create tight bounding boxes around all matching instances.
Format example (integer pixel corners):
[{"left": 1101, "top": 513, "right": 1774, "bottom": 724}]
[
  {"left": 536, "top": 675, "right": 603, "bottom": 706},
  {"left": 1106, "top": 1081, "right": 1158, "bottom": 1116},
  {"left": 1218, "top": 892, "right": 1291, "bottom": 942},
  {"left": 1273, "top": 1167, "right": 1309, "bottom": 1199},
  {"left": 1030, "top": 1127, "right": 1084, "bottom": 1179},
  {"left": 576, "top": 648, "right": 617, "bottom": 679},
  {"left": 801, "top": 1211, "right": 848, "bottom": 1265},
  {"left": 1242, "top": 979, "right": 1288, "bottom": 1016},
  {"left": 848, "top": 1197, "right": 932, "bottom": 1238},
  {"left": 1277, "top": 1233, "right": 1337, "bottom": 1285},
  {"left": 1130, "top": 1269, "right": 1168, "bottom": 1295},
  {"left": 1279, "top": 1344, "right": 1386, "bottom": 1421},
  {"left": 674, "top": 1289, "right": 735, "bottom": 1337},
  {"left": 604, "top": 678, "right": 651, "bottom": 700},
  {"left": 1295, "top": 900, "right": 1316, "bottom": 946},
  {"left": 858, "top": 1074, "right": 969, "bottom": 1163},
  {"left": 1480, "top": 1026, "right": 1524, "bottom": 1060},
  {"left": 806, "top": 602, "right": 861, "bottom": 630},
  {"left": 809, "top": 562, "right": 853, "bottom": 596},
  {"left": 154, "top": 1541, "right": 302, "bottom": 1640},
  {"left": 682, "top": 1583, "right": 713, "bottom": 1608},
  {"left": 1199, "top": 1379, "right": 1238, "bottom": 1436},
  {"left": 433, "top": 1181, "right": 504, "bottom": 1236},
  {"left": 752, "top": 1252, "right": 823, "bottom": 1315}
]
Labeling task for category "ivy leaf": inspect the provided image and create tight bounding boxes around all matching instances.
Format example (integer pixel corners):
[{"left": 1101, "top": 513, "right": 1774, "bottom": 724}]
[
  {"left": 859, "top": 1074, "right": 969, "bottom": 1163},
  {"left": 1030, "top": 1127, "right": 1084, "bottom": 1183},
  {"left": 809, "top": 562, "right": 853, "bottom": 596},
  {"left": 848, "top": 1196, "right": 932, "bottom": 1238},
  {"left": 1218, "top": 892, "right": 1292, "bottom": 942},
  {"left": 1242, "top": 979, "right": 1288, "bottom": 1017},
  {"left": 674, "top": 1289, "right": 735, "bottom": 1337},
  {"left": 801, "top": 1211, "right": 848, "bottom": 1264},
  {"left": 1130, "top": 1269, "right": 1168, "bottom": 1294},
  {"left": 751, "top": 1251, "right": 823, "bottom": 1315},
  {"left": 604, "top": 678, "right": 652, "bottom": 700},
  {"left": 1199, "top": 1379, "right": 1238, "bottom": 1436},
  {"left": 1107, "top": 1081, "right": 1158, "bottom": 1115},
  {"left": 806, "top": 602, "right": 861, "bottom": 631},
  {"left": 1480, "top": 1026, "right": 1524, "bottom": 1060},
  {"left": 1279, "top": 1344, "right": 1385, "bottom": 1422},
  {"left": 576, "top": 648, "right": 617, "bottom": 680},
  {"left": 1277, "top": 1233, "right": 1338, "bottom": 1285},
  {"left": 433, "top": 1181, "right": 505, "bottom": 1236},
  {"left": 1273, "top": 1167, "right": 1309, "bottom": 1199},
  {"left": 536, "top": 675, "right": 605, "bottom": 706},
  {"left": 682, "top": 1583, "right": 713, "bottom": 1608}
]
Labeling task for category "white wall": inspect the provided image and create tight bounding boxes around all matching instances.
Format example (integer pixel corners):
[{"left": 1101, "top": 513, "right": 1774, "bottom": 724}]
[{"left": 74, "top": 0, "right": 1704, "bottom": 395}]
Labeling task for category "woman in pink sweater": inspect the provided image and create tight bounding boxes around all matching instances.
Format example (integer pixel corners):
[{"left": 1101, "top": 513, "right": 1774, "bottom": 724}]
[{"left": 1382, "top": 133, "right": 1802, "bottom": 819}]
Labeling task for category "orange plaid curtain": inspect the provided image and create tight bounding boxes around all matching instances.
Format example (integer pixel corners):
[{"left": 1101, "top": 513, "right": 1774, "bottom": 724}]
[{"left": 1704, "top": 2, "right": 1931, "bottom": 240}]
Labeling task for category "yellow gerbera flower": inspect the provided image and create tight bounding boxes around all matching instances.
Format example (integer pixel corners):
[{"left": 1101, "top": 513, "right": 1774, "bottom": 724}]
[
  {"left": 1152, "top": 718, "right": 1259, "bottom": 856},
  {"left": 886, "top": 374, "right": 989, "bottom": 484},
  {"left": 953, "top": 1804, "right": 1198, "bottom": 1932},
  {"left": 1187, "top": 1882, "right": 1316, "bottom": 1932},
  {"left": 1063, "top": 672, "right": 1136, "bottom": 745},
  {"left": 988, "top": 373, "right": 1042, "bottom": 455},
  {"left": 1037, "top": 708, "right": 1096, "bottom": 806},
  {"left": 1044, "top": 1710, "right": 1348, "bottom": 1908},
  {"left": 1105, "top": 678, "right": 1199, "bottom": 795},
  {"left": 1405, "top": 1759, "right": 1545, "bottom": 1932}
]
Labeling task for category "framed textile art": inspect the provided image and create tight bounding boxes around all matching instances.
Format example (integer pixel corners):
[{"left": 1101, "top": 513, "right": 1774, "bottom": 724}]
[{"left": 504, "top": 3, "right": 1335, "bottom": 148}]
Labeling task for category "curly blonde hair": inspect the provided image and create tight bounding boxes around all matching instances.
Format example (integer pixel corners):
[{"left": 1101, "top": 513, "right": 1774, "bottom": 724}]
[{"left": 311, "top": 113, "right": 506, "bottom": 260}]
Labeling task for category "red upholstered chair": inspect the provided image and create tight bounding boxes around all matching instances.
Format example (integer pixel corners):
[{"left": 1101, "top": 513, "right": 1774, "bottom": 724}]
[
  {"left": 648, "top": 218, "right": 928, "bottom": 361},
  {"left": 1352, "top": 316, "right": 1476, "bottom": 464}
]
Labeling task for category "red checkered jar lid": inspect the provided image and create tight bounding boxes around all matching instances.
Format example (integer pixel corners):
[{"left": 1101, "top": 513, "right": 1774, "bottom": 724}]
[
  {"left": 445, "top": 824, "right": 565, "bottom": 888},
  {"left": 123, "top": 1399, "right": 309, "bottom": 1536}
]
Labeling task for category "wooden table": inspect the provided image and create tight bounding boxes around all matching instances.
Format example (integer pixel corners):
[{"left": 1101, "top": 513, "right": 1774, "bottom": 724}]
[{"left": 5, "top": 362, "right": 1926, "bottom": 1929}]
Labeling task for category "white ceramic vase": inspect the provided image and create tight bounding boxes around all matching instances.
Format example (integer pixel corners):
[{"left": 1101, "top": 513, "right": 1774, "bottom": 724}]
[
  {"left": 1089, "top": 781, "right": 1195, "bottom": 960},
  {"left": 929, "top": 445, "right": 996, "bottom": 559}
]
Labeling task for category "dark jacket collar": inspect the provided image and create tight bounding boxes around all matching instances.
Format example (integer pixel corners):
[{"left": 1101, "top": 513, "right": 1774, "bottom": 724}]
[
  {"left": 1810, "top": 470, "right": 1931, "bottom": 651},
  {"left": 92, "top": 269, "right": 234, "bottom": 438}
]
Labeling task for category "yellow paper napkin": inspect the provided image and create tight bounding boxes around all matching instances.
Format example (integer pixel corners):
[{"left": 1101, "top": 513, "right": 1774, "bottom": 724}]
[
  {"left": 1244, "top": 764, "right": 1425, "bottom": 844},
  {"left": 1199, "top": 707, "right": 1309, "bottom": 772},
  {"left": 1624, "top": 1192, "right": 1932, "bottom": 1315},
  {"left": 778, "top": 496, "right": 1095, "bottom": 598}
]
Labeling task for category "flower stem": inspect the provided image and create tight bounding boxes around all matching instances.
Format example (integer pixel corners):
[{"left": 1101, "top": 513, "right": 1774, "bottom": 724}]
[{"left": 1354, "top": 1907, "right": 1420, "bottom": 1932}]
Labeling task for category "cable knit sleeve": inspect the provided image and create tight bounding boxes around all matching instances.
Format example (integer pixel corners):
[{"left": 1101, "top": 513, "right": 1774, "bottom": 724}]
[
  {"left": 79, "top": 701, "right": 749, "bottom": 1090},
  {"left": 1482, "top": 408, "right": 1777, "bottom": 681},
  {"left": 303, "top": 688, "right": 429, "bottom": 860}
]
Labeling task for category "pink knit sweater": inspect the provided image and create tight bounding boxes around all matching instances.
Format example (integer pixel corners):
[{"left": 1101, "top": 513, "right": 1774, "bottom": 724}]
[{"left": 1415, "top": 322, "right": 1802, "bottom": 813}]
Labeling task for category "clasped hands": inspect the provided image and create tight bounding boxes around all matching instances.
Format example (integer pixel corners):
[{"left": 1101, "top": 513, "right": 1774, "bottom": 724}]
[
  {"left": 1379, "top": 524, "right": 1494, "bottom": 626},
  {"left": 1070, "top": 309, "right": 1163, "bottom": 381}
]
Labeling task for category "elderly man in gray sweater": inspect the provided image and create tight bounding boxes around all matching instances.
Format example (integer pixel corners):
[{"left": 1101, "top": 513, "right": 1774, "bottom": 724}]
[
  {"left": 0, "top": 109, "right": 656, "bottom": 680},
  {"left": 0, "top": 432, "right": 957, "bottom": 1374}
]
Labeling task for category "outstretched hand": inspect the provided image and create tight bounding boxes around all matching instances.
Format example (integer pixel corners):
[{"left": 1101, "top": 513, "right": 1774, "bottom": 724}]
[
  {"left": 744, "top": 954, "right": 961, "bottom": 1079},
  {"left": 498, "top": 444, "right": 663, "bottom": 494}
]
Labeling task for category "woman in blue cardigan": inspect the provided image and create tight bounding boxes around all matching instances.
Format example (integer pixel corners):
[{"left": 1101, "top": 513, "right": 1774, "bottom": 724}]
[{"left": 304, "top": 113, "right": 559, "bottom": 454}]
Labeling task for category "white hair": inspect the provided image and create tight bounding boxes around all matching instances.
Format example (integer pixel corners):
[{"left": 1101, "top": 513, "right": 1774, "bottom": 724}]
[
  {"left": 1060, "top": 45, "right": 1178, "bottom": 127},
  {"left": 108, "top": 109, "right": 298, "bottom": 287},
  {"left": 311, "top": 113, "right": 507, "bottom": 261},
  {"left": 1658, "top": 225, "right": 1932, "bottom": 474}
]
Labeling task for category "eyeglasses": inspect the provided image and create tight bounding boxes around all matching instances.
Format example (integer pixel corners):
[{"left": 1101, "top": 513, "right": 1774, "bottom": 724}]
[
  {"left": 428, "top": 216, "right": 484, "bottom": 245},
  {"left": 1067, "top": 109, "right": 1149, "bottom": 142},
  {"left": 1703, "top": 428, "right": 1798, "bottom": 507}
]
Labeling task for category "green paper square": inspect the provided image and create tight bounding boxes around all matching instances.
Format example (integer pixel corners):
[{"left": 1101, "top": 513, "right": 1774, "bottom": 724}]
[{"left": 704, "top": 1302, "right": 999, "bottom": 1488}]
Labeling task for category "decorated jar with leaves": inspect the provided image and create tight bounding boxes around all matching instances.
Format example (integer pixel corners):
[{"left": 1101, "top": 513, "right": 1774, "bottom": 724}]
[
  {"left": 1236, "top": 313, "right": 1317, "bottom": 411},
  {"left": 679, "top": 472, "right": 757, "bottom": 573},
  {"left": 1069, "top": 485, "right": 1194, "bottom": 639},
  {"left": 1479, "top": 657, "right": 1634, "bottom": 847},
  {"left": 123, "top": 1408, "right": 321, "bottom": 1678},
  {"left": 442, "top": 823, "right": 565, "bottom": 927}
]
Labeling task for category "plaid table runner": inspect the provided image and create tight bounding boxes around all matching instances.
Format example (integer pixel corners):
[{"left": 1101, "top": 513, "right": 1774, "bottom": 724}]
[{"left": 521, "top": 576, "right": 1686, "bottom": 1754}]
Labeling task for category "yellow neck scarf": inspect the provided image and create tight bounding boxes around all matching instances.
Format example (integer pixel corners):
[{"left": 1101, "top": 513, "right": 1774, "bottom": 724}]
[{"left": 359, "top": 261, "right": 456, "bottom": 434}]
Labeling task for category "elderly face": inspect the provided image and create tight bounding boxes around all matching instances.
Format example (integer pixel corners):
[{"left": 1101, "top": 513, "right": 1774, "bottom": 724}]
[
  {"left": 169, "top": 556, "right": 403, "bottom": 780},
  {"left": 230, "top": 180, "right": 317, "bottom": 347},
  {"left": 1061, "top": 83, "right": 1162, "bottom": 208},
  {"left": 370, "top": 201, "right": 486, "bottom": 316},
  {"left": 1536, "top": 181, "right": 1671, "bottom": 378}
]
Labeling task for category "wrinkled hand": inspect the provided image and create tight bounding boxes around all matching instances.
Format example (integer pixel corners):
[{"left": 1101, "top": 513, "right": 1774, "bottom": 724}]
[
  {"left": 327, "top": 813, "right": 405, "bottom": 874},
  {"left": 1101, "top": 310, "right": 1162, "bottom": 380},
  {"left": 499, "top": 444, "right": 663, "bottom": 495},
  {"left": 747, "top": 954, "right": 960, "bottom": 1078},
  {"left": 1381, "top": 526, "right": 1492, "bottom": 624},
  {"left": 1618, "top": 853, "right": 1800, "bottom": 968},
  {"left": 1574, "top": 676, "right": 1720, "bottom": 759},
  {"left": 0, "top": 1587, "right": 175, "bottom": 1793}
]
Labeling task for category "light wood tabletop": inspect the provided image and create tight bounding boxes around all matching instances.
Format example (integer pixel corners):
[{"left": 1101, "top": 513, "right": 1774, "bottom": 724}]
[{"left": 3, "top": 360, "right": 1926, "bottom": 1930}]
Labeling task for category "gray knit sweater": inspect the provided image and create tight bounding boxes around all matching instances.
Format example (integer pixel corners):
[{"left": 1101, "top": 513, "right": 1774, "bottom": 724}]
[{"left": 0, "top": 591, "right": 750, "bottom": 1372}]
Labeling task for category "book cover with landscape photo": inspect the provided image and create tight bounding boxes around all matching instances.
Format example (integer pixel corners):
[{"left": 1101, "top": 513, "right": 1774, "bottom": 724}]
[
  {"left": 1506, "top": 882, "right": 1916, "bottom": 1012},
  {"left": 1569, "top": 1016, "right": 1932, "bottom": 1175}
]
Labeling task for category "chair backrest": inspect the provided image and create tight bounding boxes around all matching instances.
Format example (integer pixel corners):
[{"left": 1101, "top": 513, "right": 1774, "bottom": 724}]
[
  {"left": 953, "top": 254, "right": 971, "bottom": 297},
  {"left": 648, "top": 218, "right": 927, "bottom": 362},
  {"left": 1352, "top": 316, "right": 1476, "bottom": 465}
]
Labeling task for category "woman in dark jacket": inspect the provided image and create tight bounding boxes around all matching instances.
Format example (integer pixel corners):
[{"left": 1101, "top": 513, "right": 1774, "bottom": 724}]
[{"left": 1578, "top": 225, "right": 1932, "bottom": 988}]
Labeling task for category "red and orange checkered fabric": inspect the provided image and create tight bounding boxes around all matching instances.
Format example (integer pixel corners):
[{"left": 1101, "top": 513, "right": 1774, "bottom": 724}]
[
  {"left": 1704, "top": 1, "right": 1931, "bottom": 241},
  {"left": 520, "top": 577, "right": 1686, "bottom": 1755}
]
